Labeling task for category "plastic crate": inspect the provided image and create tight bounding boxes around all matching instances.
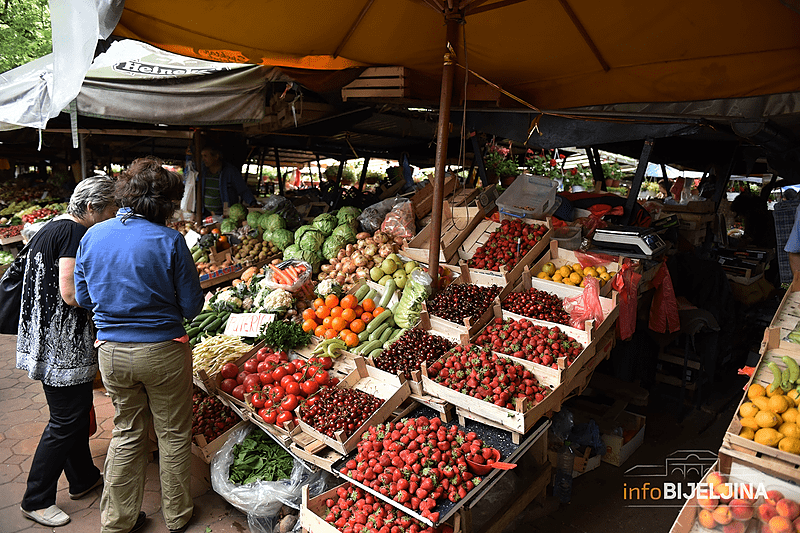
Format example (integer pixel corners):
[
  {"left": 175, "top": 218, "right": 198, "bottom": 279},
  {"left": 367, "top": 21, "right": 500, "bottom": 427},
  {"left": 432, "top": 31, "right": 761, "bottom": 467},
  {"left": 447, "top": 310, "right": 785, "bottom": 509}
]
[
  {"left": 496, "top": 174, "right": 558, "bottom": 220},
  {"left": 773, "top": 199, "right": 800, "bottom": 284}
]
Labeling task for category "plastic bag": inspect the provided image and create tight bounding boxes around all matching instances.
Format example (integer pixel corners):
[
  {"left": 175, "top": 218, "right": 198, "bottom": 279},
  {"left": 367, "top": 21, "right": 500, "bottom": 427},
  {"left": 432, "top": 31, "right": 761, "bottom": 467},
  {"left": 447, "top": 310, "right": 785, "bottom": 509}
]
[
  {"left": 381, "top": 199, "right": 415, "bottom": 239},
  {"left": 210, "top": 423, "right": 323, "bottom": 522},
  {"left": 262, "top": 195, "right": 303, "bottom": 230},
  {"left": 21, "top": 219, "right": 51, "bottom": 242},
  {"left": 262, "top": 260, "right": 313, "bottom": 293},
  {"left": 573, "top": 250, "right": 617, "bottom": 269},
  {"left": 181, "top": 162, "right": 197, "bottom": 213},
  {"left": 394, "top": 269, "right": 434, "bottom": 328},
  {"left": 611, "top": 259, "right": 642, "bottom": 341},
  {"left": 563, "top": 276, "right": 604, "bottom": 330},
  {"left": 358, "top": 197, "right": 401, "bottom": 234},
  {"left": 648, "top": 260, "right": 680, "bottom": 334}
]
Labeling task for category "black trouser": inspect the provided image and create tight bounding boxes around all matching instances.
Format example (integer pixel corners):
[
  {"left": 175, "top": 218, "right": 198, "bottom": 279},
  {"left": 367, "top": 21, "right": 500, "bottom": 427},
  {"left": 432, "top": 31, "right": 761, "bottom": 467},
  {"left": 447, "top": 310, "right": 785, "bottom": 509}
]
[{"left": 22, "top": 381, "right": 100, "bottom": 511}]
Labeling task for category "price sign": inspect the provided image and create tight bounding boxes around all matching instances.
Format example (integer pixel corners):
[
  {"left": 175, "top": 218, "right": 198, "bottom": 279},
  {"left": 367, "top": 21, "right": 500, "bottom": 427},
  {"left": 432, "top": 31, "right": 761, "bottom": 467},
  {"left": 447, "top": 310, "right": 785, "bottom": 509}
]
[{"left": 223, "top": 313, "right": 276, "bottom": 337}]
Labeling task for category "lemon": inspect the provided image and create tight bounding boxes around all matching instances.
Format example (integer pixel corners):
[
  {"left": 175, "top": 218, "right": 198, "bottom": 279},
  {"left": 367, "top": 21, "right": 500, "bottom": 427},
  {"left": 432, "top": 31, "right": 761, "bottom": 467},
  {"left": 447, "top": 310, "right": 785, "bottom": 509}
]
[
  {"left": 600, "top": 272, "right": 611, "bottom": 282},
  {"left": 755, "top": 428, "right": 784, "bottom": 447},
  {"left": 779, "top": 436, "right": 800, "bottom": 454},
  {"left": 739, "top": 427, "right": 756, "bottom": 440},
  {"left": 767, "top": 385, "right": 784, "bottom": 398},
  {"left": 740, "top": 417, "right": 760, "bottom": 430},
  {"left": 748, "top": 383, "right": 766, "bottom": 400},
  {"left": 755, "top": 410, "right": 781, "bottom": 428},
  {"left": 537, "top": 272, "right": 551, "bottom": 280},
  {"left": 784, "top": 407, "right": 799, "bottom": 423},
  {"left": 559, "top": 266, "right": 572, "bottom": 278},
  {"left": 788, "top": 389, "right": 800, "bottom": 404},
  {"left": 779, "top": 422, "right": 800, "bottom": 439},
  {"left": 572, "top": 263, "right": 583, "bottom": 273},
  {"left": 752, "top": 396, "right": 771, "bottom": 411},
  {"left": 769, "top": 395, "right": 791, "bottom": 414},
  {"left": 552, "top": 273, "right": 563, "bottom": 282},
  {"left": 596, "top": 265, "right": 608, "bottom": 274},
  {"left": 569, "top": 272, "right": 582, "bottom": 284},
  {"left": 583, "top": 267, "right": 598, "bottom": 278},
  {"left": 740, "top": 402, "right": 760, "bottom": 418},
  {"left": 562, "top": 278, "right": 576, "bottom": 286}
]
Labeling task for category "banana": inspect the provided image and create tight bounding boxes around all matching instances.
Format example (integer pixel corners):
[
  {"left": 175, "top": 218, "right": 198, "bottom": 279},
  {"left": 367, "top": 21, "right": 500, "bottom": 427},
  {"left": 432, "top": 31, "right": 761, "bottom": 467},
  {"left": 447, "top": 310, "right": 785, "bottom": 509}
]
[
  {"left": 783, "top": 356, "right": 800, "bottom": 384},
  {"left": 768, "top": 361, "right": 784, "bottom": 393}
]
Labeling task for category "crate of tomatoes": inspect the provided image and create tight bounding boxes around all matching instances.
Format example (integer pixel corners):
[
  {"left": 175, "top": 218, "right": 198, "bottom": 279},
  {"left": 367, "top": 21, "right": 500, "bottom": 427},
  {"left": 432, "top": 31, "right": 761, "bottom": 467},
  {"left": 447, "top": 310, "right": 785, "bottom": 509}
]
[
  {"left": 191, "top": 386, "right": 247, "bottom": 463},
  {"left": 294, "top": 357, "right": 411, "bottom": 455}
]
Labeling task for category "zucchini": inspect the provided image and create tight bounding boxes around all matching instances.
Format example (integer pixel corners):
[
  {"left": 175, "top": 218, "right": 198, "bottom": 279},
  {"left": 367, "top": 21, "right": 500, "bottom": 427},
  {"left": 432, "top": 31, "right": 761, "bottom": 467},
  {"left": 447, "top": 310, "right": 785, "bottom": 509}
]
[
  {"left": 365, "top": 309, "right": 392, "bottom": 334},
  {"left": 364, "top": 288, "right": 378, "bottom": 303},
  {"left": 357, "top": 340, "right": 382, "bottom": 355},
  {"left": 204, "top": 317, "right": 223, "bottom": 332},
  {"left": 368, "top": 348, "right": 384, "bottom": 359},
  {"left": 357, "top": 329, "right": 371, "bottom": 342},
  {"left": 191, "top": 311, "right": 215, "bottom": 326},
  {"left": 386, "top": 314, "right": 396, "bottom": 328},
  {"left": 354, "top": 284, "right": 371, "bottom": 302},
  {"left": 185, "top": 326, "right": 201, "bottom": 338},
  {"left": 379, "top": 326, "right": 394, "bottom": 343},
  {"left": 378, "top": 280, "right": 395, "bottom": 308},
  {"left": 369, "top": 322, "right": 390, "bottom": 342},
  {"left": 197, "top": 314, "right": 218, "bottom": 330},
  {"left": 383, "top": 328, "right": 406, "bottom": 348}
]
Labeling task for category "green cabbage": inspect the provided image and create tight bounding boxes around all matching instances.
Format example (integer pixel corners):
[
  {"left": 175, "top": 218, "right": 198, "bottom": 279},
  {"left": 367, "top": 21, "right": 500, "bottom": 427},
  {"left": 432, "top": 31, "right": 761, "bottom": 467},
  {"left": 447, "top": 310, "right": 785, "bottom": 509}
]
[
  {"left": 229, "top": 203, "right": 248, "bottom": 223},
  {"left": 270, "top": 228, "right": 294, "bottom": 251},
  {"left": 312, "top": 213, "right": 338, "bottom": 236},
  {"left": 337, "top": 206, "right": 362, "bottom": 226},
  {"left": 332, "top": 223, "right": 357, "bottom": 244},
  {"left": 283, "top": 246, "right": 321, "bottom": 273},
  {"left": 263, "top": 213, "right": 286, "bottom": 232},
  {"left": 283, "top": 244, "right": 301, "bottom": 259},
  {"left": 220, "top": 218, "right": 238, "bottom": 233},
  {"left": 294, "top": 225, "right": 314, "bottom": 242},
  {"left": 322, "top": 234, "right": 346, "bottom": 260},
  {"left": 298, "top": 228, "right": 325, "bottom": 251},
  {"left": 246, "top": 211, "right": 263, "bottom": 228}
]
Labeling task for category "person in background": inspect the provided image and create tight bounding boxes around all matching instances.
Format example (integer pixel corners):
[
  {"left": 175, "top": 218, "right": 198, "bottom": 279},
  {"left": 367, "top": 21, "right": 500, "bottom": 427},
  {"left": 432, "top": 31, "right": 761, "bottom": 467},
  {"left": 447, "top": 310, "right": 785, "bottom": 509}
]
[
  {"left": 199, "top": 145, "right": 256, "bottom": 215},
  {"left": 74, "top": 157, "right": 203, "bottom": 533},
  {"left": 786, "top": 203, "right": 800, "bottom": 292},
  {"left": 16, "top": 175, "right": 118, "bottom": 528}
]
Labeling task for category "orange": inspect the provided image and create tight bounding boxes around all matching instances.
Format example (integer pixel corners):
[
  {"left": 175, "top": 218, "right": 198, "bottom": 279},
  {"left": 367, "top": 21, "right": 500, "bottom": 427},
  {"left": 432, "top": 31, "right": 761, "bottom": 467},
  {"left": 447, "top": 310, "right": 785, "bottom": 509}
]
[
  {"left": 325, "top": 294, "right": 340, "bottom": 308},
  {"left": 361, "top": 298, "right": 376, "bottom": 313},
  {"left": 302, "top": 319, "right": 318, "bottom": 333},
  {"left": 361, "top": 312, "right": 374, "bottom": 324},
  {"left": 373, "top": 306, "right": 385, "bottom": 316},
  {"left": 322, "top": 316, "right": 333, "bottom": 328},
  {"left": 302, "top": 308, "right": 317, "bottom": 321},
  {"left": 331, "top": 317, "right": 347, "bottom": 332},
  {"left": 340, "top": 294, "right": 357, "bottom": 309},
  {"left": 313, "top": 297, "right": 325, "bottom": 309},
  {"left": 330, "top": 306, "right": 344, "bottom": 318},
  {"left": 341, "top": 330, "right": 359, "bottom": 348},
  {"left": 314, "top": 324, "right": 327, "bottom": 337},
  {"left": 354, "top": 305, "right": 363, "bottom": 317},
  {"left": 341, "top": 308, "right": 357, "bottom": 323},
  {"left": 324, "top": 328, "right": 338, "bottom": 340},
  {"left": 349, "top": 319, "right": 366, "bottom": 334},
  {"left": 315, "top": 305, "right": 330, "bottom": 320}
]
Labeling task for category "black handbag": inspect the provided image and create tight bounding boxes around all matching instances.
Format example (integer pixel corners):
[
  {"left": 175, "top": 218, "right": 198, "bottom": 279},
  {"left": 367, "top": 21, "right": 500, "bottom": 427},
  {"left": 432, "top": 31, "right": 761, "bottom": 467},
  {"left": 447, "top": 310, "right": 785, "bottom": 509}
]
[{"left": 0, "top": 239, "right": 32, "bottom": 335}]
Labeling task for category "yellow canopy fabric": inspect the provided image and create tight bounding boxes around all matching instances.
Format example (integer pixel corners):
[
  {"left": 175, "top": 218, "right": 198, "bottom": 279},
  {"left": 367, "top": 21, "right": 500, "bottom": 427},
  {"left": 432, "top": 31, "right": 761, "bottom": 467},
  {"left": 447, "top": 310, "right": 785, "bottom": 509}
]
[{"left": 113, "top": 0, "right": 800, "bottom": 110}]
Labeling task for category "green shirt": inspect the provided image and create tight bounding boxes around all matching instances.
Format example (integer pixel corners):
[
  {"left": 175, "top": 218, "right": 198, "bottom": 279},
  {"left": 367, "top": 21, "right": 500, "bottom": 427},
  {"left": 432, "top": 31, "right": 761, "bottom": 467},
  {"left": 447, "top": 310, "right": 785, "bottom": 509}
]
[{"left": 205, "top": 170, "right": 222, "bottom": 214}]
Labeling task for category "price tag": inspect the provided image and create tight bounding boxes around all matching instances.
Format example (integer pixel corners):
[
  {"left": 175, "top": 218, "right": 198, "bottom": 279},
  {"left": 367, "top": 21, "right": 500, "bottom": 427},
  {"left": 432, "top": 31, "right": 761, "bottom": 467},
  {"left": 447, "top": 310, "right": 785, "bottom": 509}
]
[{"left": 223, "top": 313, "right": 275, "bottom": 337}]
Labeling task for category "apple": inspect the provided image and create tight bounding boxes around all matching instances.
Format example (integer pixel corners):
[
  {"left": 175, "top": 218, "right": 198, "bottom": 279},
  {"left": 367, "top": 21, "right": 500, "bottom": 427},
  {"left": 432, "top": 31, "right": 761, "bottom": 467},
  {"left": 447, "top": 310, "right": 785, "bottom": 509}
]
[
  {"left": 698, "top": 509, "right": 717, "bottom": 529},
  {"left": 379, "top": 274, "right": 392, "bottom": 286},
  {"left": 386, "top": 253, "right": 402, "bottom": 265},
  {"left": 542, "top": 262, "right": 557, "bottom": 276},
  {"left": 729, "top": 499, "right": 755, "bottom": 521},
  {"left": 404, "top": 260, "right": 419, "bottom": 274},
  {"left": 380, "top": 258, "right": 398, "bottom": 275},
  {"left": 776, "top": 499, "right": 800, "bottom": 521},
  {"left": 760, "top": 503, "right": 780, "bottom": 523},
  {"left": 392, "top": 269, "right": 407, "bottom": 289},
  {"left": 713, "top": 504, "right": 733, "bottom": 526},
  {"left": 370, "top": 266, "right": 384, "bottom": 282}
]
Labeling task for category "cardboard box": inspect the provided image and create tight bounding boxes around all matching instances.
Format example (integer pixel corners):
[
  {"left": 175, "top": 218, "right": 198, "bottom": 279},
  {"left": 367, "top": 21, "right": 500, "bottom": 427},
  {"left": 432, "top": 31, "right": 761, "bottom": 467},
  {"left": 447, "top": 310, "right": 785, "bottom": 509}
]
[
  {"left": 600, "top": 411, "right": 646, "bottom": 467},
  {"left": 548, "top": 446, "right": 601, "bottom": 478}
]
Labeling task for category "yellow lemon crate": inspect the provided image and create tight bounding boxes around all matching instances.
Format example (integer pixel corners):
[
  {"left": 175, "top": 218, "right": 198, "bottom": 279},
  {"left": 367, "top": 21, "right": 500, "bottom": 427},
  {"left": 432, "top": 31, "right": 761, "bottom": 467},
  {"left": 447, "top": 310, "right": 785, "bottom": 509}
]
[
  {"left": 722, "top": 331, "right": 800, "bottom": 482},
  {"left": 529, "top": 240, "right": 620, "bottom": 297}
]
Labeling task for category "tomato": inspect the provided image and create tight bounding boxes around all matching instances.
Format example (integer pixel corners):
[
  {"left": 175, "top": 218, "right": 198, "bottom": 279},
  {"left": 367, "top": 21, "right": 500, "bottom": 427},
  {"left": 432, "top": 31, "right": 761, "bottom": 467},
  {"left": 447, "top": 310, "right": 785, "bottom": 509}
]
[
  {"left": 256, "top": 360, "right": 272, "bottom": 373},
  {"left": 301, "top": 379, "right": 320, "bottom": 396},
  {"left": 285, "top": 381, "right": 302, "bottom": 396},
  {"left": 283, "top": 361, "right": 296, "bottom": 374},
  {"left": 259, "top": 370, "right": 274, "bottom": 386},
  {"left": 317, "top": 356, "right": 333, "bottom": 370},
  {"left": 272, "top": 366, "right": 288, "bottom": 381},
  {"left": 259, "top": 408, "right": 277, "bottom": 425},
  {"left": 244, "top": 380, "right": 262, "bottom": 393},
  {"left": 281, "top": 394, "right": 299, "bottom": 412},
  {"left": 219, "top": 378, "right": 238, "bottom": 394},
  {"left": 256, "top": 347, "right": 270, "bottom": 362},
  {"left": 220, "top": 362, "right": 239, "bottom": 380},
  {"left": 269, "top": 385, "right": 285, "bottom": 401},
  {"left": 293, "top": 371, "right": 304, "bottom": 382},
  {"left": 280, "top": 375, "right": 295, "bottom": 389},
  {"left": 277, "top": 350, "right": 288, "bottom": 362},
  {"left": 243, "top": 358, "right": 259, "bottom": 374},
  {"left": 236, "top": 371, "right": 249, "bottom": 385},
  {"left": 231, "top": 385, "right": 246, "bottom": 401},
  {"left": 276, "top": 410, "right": 294, "bottom": 426},
  {"left": 243, "top": 373, "right": 261, "bottom": 390},
  {"left": 314, "top": 371, "right": 331, "bottom": 386},
  {"left": 251, "top": 391, "right": 267, "bottom": 409}
]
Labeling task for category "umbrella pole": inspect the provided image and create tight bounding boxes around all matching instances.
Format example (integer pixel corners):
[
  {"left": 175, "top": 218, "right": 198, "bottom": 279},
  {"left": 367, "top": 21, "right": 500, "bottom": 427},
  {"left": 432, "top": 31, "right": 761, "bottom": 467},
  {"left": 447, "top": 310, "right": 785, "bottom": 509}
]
[{"left": 428, "top": 15, "right": 460, "bottom": 288}]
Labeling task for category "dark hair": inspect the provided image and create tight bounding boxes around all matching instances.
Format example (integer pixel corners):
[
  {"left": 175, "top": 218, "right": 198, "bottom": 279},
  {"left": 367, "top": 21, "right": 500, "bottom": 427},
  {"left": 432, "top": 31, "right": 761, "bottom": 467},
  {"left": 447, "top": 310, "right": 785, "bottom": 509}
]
[{"left": 116, "top": 156, "right": 183, "bottom": 224}]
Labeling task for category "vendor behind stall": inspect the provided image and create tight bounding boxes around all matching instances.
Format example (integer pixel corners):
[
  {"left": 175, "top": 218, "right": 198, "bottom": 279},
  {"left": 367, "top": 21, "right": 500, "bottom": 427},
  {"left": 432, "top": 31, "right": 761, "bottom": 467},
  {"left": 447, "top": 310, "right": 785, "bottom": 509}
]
[{"left": 200, "top": 146, "right": 256, "bottom": 216}]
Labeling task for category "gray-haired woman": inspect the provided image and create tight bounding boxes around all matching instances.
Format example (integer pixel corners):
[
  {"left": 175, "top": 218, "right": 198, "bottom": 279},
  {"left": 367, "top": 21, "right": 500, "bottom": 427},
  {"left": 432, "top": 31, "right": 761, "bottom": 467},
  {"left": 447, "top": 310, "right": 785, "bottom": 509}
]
[{"left": 16, "top": 175, "right": 125, "bottom": 529}]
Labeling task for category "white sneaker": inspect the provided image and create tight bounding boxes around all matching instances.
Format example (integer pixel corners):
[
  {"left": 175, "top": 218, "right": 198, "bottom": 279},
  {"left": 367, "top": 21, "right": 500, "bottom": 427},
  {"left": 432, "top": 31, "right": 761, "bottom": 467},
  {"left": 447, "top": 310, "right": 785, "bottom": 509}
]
[{"left": 21, "top": 504, "right": 71, "bottom": 527}]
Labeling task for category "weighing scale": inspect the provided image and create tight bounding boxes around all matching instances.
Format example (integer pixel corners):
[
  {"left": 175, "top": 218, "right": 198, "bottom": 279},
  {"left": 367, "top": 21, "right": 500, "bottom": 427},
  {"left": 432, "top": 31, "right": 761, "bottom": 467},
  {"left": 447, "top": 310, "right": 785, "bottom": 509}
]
[{"left": 591, "top": 225, "right": 669, "bottom": 259}]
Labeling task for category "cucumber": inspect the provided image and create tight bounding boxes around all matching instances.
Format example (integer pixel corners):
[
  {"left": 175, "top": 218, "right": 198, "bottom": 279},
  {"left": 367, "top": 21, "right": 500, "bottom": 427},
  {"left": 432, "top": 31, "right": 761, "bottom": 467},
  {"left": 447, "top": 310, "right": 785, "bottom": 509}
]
[
  {"left": 357, "top": 329, "right": 371, "bottom": 342},
  {"left": 369, "top": 322, "right": 390, "bottom": 342},
  {"left": 378, "top": 280, "right": 395, "bottom": 308},
  {"left": 197, "top": 314, "right": 218, "bottom": 330},
  {"left": 383, "top": 328, "right": 406, "bottom": 347},
  {"left": 364, "top": 288, "right": 378, "bottom": 303},
  {"left": 185, "top": 326, "right": 201, "bottom": 338},
  {"left": 366, "top": 309, "right": 392, "bottom": 334},
  {"left": 357, "top": 340, "right": 382, "bottom": 355},
  {"left": 379, "top": 326, "right": 394, "bottom": 343},
  {"left": 368, "top": 348, "right": 384, "bottom": 359},
  {"left": 386, "top": 314, "right": 396, "bottom": 328},
  {"left": 191, "top": 312, "right": 215, "bottom": 326},
  {"left": 204, "top": 317, "right": 223, "bottom": 332},
  {"left": 354, "top": 284, "right": 371, "bottom": 302}
]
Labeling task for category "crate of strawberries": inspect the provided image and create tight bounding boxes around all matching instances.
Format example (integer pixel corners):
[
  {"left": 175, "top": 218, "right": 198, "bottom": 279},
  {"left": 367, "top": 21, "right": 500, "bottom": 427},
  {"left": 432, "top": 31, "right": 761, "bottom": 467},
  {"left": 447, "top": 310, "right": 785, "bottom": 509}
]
[{"left": 421, "top": 344, "right": 560, "bottom": 441}]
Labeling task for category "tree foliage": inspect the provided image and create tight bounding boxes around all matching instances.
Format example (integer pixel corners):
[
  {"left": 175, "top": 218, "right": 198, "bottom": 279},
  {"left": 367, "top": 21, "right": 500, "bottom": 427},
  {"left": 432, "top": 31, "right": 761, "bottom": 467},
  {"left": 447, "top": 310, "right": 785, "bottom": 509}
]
[{"left": 0, "top": 0, "right": 52, "bottom": 73}]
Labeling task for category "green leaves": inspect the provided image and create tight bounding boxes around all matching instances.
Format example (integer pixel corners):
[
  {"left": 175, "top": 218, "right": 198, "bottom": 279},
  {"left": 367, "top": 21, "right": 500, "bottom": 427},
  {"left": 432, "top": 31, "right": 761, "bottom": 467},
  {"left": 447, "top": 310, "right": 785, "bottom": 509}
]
[
  {"left": 257, "top": 320, "right": 311, "bottom": 352},
  {"left": 228, "top": 430, "right": 294, "bottom": 485},
  {"left": 0, "top": 0, "right": 52, "bottom": 73}
]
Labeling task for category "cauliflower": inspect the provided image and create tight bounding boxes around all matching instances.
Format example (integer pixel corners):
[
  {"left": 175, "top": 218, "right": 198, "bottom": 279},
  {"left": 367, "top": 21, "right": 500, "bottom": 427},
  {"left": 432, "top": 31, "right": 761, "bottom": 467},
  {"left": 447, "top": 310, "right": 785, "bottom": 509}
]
[
  {"left": 211, "top": 288, "right": 243, "bottom": 312},
  {"left": 260, "top": 289, "right": 293, "bottom": 312},
  {"left": 315, "top": 279, "right": 343, "bottom": 299}
]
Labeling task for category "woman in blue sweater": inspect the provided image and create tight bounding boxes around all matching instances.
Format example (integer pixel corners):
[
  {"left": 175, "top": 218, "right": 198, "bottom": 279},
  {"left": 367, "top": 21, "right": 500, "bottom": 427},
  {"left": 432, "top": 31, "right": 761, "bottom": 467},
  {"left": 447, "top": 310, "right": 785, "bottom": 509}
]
[{"left": 75, "top": 157, "right": 204, "bottom": 533}]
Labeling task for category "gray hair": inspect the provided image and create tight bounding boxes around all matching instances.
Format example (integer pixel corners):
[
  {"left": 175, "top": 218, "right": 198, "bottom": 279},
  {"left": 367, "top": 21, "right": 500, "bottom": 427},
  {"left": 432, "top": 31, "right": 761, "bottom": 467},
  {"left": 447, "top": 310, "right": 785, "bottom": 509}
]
[{"left": 67, "top": 174, "right": 117, "bottom": 218}]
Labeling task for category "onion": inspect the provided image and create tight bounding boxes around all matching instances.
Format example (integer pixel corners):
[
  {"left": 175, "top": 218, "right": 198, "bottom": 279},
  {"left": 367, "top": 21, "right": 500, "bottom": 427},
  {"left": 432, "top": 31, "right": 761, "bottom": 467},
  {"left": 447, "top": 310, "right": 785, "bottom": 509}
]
[
  {"left": 379, "top": 243, "right": 394, "bottom": 258},
  {"left": 335, "top": 273, "right": 346, "bottom": 284},
  {"left": 364, "top": 237, "right": 375, "bottom": 246},
  {"left": 357, "top": 241, "right": 366, "bottom": 250},
  {"left": 343, "top": 262, "right": 356, "bottom": 274},
  {"left": 353, "top": 254, "right": 368, "bottom": 267},
  {"left": 356, "top": 232, "right": 371, "bottom": 240},
  {"left": 356, "top": 267, "right": 369, "bottom": 279},
  {"left": 373, "top": 232, "right": 389, "bottom": 244},
  {"left": 335, "top": 262, "right": 343, "bottom": 271},
  {"left": 364, "top": 243, "right": 378, "bottom": 256},
  {"left": 337, "top": 249, "right": 347, "bottom": 260},
  {"left": 366, "top": 260, "right": 375, "bottom": 269},
  {"left": 321, "top": 264, "right": 334, "bottom": 273},
  {"left": 394, "top": 236, "right": 406, "bottom": 246}
]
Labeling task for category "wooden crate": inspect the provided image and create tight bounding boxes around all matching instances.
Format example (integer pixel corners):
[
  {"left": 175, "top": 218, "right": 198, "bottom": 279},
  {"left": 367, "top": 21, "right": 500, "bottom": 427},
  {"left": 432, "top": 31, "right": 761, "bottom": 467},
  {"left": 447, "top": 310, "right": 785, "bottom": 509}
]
[
  {"left": 721, "top": 335, "right": 800, "bottom": 480},
  {"left": 402, "top": 202, "right": 485, "bottom": 264},
  {"left": 449, "top": 217, "right": 552, "bottom": 288},
  {"left": 503, "top": 269, "right": 619, "bottom": 346},
  {"left": 767, "top": 290, "right": 800, "bottom": 354},
  {"left": 420, "top": 349, "right": 562, "bottom": 443},
  {"left": 530, "top": 240, "right": 619, "bottom": 297},
  {"left": 191, "top": 418, "right": 249, "bottom": 464},
  {"left": 293, "top": 357, "right": 411, "bottom": 455},
  {"left": 410, "top": 174, "right": 457, "bottom": 219},
  {"left": 342, "top": 66, "right": 411, "bottom": 101},
  {"left": 193, "top": 340, "right": 265, "bottom": 397}
]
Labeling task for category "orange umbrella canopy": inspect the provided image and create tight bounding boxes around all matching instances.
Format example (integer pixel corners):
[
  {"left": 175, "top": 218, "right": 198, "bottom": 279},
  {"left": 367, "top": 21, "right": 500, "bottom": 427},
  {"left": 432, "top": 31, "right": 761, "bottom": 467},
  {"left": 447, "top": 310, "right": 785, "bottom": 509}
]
[{"left": 114, "top": 0, "right": 800, "bottom": 110}]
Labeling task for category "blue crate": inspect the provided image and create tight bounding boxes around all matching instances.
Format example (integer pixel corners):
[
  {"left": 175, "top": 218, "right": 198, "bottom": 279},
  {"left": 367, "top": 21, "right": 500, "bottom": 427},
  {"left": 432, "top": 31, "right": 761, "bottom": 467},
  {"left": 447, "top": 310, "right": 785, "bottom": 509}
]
[{"left": 773, "top": 199, "right": 800, "bottom": 284}]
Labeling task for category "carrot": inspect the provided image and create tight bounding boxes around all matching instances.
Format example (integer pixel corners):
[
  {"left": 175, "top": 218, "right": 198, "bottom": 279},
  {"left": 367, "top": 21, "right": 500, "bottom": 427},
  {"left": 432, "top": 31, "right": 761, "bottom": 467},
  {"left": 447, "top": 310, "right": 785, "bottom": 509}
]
[
  {"left": 269, "top": 264, "right": 291, "bottom": 284},
  {"left": 286, "top": 265, "right": 300, "bottom": 279}
]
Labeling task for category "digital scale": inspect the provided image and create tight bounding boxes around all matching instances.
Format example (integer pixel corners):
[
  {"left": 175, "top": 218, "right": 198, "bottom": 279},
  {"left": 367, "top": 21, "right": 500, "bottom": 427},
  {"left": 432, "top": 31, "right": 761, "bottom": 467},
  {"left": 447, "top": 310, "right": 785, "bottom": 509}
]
[{"left": 591, "top": 225, "right": 669, "bottom": 259}]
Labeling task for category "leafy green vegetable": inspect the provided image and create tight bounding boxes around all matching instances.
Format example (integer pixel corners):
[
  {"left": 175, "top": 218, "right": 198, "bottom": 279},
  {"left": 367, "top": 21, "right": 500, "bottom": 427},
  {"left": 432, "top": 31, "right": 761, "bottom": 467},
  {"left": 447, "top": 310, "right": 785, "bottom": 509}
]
[
  {"left": 312, "top": 212, "right": 338, "bottom": 236},
  {"left": 229, "top": 203, "right": 248, "bottom": 223},
  {"left": 269, "top": 228, "right": 294, "bottom": 250},
  {"left": 258, "top": 320, "right": 311, "bottom": 352},
  {"left": 228, "top": 430, "right": 294, "bottom": 484}
]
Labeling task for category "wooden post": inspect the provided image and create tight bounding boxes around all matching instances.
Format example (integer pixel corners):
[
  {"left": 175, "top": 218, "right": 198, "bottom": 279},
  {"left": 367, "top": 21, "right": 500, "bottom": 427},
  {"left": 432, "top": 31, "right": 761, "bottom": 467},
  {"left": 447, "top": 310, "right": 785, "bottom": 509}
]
[
  {"left": 428, "top": 13, "right": 461, "bottom": 289},
  {"left": 192, "top": 130, "right": 203, "bottom": 223}
]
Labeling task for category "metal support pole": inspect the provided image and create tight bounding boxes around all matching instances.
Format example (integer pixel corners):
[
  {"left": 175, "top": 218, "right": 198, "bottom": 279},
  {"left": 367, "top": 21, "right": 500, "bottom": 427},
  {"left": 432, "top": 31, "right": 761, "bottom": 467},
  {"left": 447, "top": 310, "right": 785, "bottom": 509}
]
[
  {"left": 274, "top": 147, "right": 284, "bottom": 196},
  {"left": 358, "top": 156, "right": 371, "bottom": 192},
  {"left": 622, "top": 138, "right": 654, "bottom": 225},
  {"left": 316, "top": 155, "right": 323, "bottom": 187},
  {"left": 333, "top": 157, "right": 346, "bottom": 208},
  {"left": 585, "top": 147, "right": 606, "bottom": 192},
  {"left": 428, "top": 14, "right": 460, "bottom": 288}
]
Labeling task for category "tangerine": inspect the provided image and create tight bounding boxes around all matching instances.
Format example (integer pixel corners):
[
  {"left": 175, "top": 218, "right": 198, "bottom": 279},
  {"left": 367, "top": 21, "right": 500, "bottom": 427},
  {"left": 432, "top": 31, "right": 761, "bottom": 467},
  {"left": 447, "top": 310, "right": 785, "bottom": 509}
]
[
  {"left": 302, "top": 319, "right": 317, "bottom": 333},
  {"left": 331, "top": 317, "right": 347, "bottom": 332},
  {"left": 325, "top": 294, "right": 340, "bottom": 308},
  {"left": 349, "top": 319, "right": 366, "bottom": 334},
  {"left": 314, "top": 325, "right": 327, "bottom": 337},
  {"left": 313, "top": 297, "right": 325, "bottom": 309},
  {"left": 324, "top": 328, "right": 338, "bottom": 340},
  {"left": 322, "top": 316, "right": 333, "bottom": 328},
  {"left": 340, "top": 294, "right": 357, "bottom": 309},
  {"left": 315, "top": 306, "right": 330, "bottom": 320},
  {"left": 361, "top": 312, "right": 374, "bottom": 324},
  {"left": 341, "top": 308, "right": 357, "bottom": 323},
  {"left": 361, "top": 298, "right": 376, "bottom": 313},
  {"left": 330, "top": 306, "right": 344, "bottom": 318},
  {"left": 373, "top": 306, "right": 385, "bottom": 316},
  {"left": 302, "top": 308, "right": 317, "bottom": 321},
  {"left": 342, "top": 330, "right": 359, "bottom": 348}
]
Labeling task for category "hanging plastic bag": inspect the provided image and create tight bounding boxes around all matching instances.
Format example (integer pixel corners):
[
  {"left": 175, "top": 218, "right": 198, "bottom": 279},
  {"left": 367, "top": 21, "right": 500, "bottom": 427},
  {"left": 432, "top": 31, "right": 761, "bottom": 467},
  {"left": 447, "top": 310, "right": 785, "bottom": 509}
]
[
  {"left": 563, "top": 276, "right": 605, "bottom": 330},
  {"left": 210, "top": 422, "right": 329, "bottom": 530},
  {"left": 648, "top": 260, "right": 680, "bottom": 334},
  {"left": 573, "top": 250, "right": 618, "bottom": 269},
  {"left": 381, "top": 198, "right": 415, "bottom": 239},
  {"left": 611, "top": 259, "right": 642, "bottom": 341},
  {"left": 181, "top": 162, "right": 197, "bottom": 213},
  {"left": 394, "top": 269, "right": 434, "bottom": 328}
]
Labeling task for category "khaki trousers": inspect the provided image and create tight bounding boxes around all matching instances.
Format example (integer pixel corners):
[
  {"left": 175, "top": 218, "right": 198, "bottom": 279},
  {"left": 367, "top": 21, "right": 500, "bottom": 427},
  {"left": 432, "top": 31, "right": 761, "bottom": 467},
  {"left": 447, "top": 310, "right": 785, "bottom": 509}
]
[{"left": 98, "top": 340, "right": 193, "bottom": 533}]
